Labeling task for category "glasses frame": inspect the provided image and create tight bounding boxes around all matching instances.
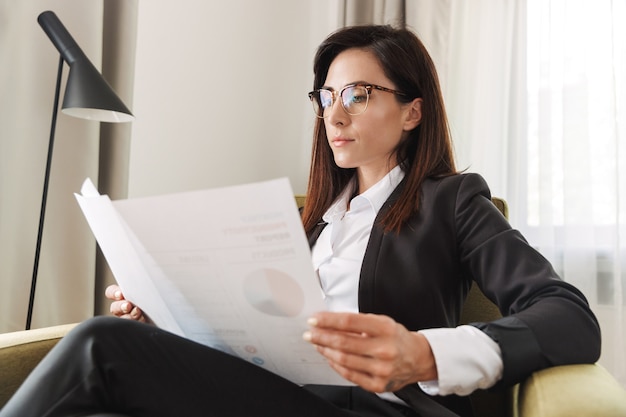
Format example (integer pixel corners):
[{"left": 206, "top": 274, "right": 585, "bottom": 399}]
[{"left": 308, "top": 83, "right": 407, "bottom": 118}]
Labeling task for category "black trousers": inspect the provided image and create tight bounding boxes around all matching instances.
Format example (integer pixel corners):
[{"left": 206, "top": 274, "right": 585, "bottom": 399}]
[{"left": 0, "top": 317, "right": 421, "bottom": 417}]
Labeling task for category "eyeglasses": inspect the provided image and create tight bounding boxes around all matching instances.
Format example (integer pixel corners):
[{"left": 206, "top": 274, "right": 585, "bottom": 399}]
[{"left": 308, "top": 83, "right": 406, "bottom": 118}]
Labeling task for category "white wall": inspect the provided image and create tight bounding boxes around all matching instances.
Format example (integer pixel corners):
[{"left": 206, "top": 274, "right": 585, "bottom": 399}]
[{"left": 130, "top": 0, "right": 341, "bottom": 198}]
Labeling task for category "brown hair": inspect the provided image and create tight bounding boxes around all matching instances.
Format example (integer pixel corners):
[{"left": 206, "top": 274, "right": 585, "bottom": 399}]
[{"left": 301, "top": 25, "right": 457, "bottom": 234}]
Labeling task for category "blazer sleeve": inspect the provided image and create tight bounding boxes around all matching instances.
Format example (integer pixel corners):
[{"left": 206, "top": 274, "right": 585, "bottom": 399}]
[{"left": 453, "top": 174, "right": 601, "bottom": 387}]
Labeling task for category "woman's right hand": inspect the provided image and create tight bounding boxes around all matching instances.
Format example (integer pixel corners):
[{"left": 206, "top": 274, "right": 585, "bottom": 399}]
[{"left": 105, "top": 284, "right": 148, "bottom": 322}]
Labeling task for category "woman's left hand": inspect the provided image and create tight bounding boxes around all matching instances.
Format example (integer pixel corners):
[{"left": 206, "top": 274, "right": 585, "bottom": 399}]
[{"left": 303, "top": 311, "right": 437, "bottom": 393}]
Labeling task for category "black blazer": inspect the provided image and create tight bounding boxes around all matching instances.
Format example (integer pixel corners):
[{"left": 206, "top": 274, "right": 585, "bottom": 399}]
[{"left": 306, "top": 173, "right": 601, "bottom": 416}]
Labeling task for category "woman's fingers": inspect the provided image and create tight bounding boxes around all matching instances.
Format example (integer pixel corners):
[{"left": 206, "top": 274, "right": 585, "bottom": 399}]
[
  {"left": 105, "top": 284, "right": 124, "bottom": 301},
  {"left": 106, "top": 284, "right": 146, "bottom": 322},
  {"left": 308, "top": 311, "right": 395, "bottom": 337},
  {"left": 109, "top": 299, "right": 130, "bottom": 315},
  {"left": 304, "top": 311, "right": 437, "bottom": 392},
  {"left": 109, "top": 299, "right": 146, "bottom": 321},
  {"left": 305, "top": 312, "right": 397, "bottom": 355}
]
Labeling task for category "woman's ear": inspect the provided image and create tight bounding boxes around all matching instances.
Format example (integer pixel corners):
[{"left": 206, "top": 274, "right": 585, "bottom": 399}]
[{"left": 403, "top": 98, "right": 423, "bottom": 131}]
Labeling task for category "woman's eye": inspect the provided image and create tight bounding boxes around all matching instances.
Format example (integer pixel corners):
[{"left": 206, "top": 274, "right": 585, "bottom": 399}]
[
  {"left": 344, "top": 87, "right": 367, "bottom": 105},
  {"left": 350, "top": 93, "right": 367, "bottom": 103}
]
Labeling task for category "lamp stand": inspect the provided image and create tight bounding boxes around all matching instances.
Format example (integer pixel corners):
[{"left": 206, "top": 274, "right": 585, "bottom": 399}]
[{"left": 26, "top": 56, "right": 64, "bottom": 330}]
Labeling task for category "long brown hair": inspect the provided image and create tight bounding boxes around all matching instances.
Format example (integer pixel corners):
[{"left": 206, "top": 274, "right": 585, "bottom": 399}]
[{"left": 301, "top": 25, "right": 457, "bottom": 234}]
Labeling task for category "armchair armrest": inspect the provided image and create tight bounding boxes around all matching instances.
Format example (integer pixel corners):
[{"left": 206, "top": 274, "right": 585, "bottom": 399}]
[
  {"left": 515, "top": 364, "right": 626, "bottom": 417},
  {"left": 0, "top": 323, "right": 77, "bottom": 408}
]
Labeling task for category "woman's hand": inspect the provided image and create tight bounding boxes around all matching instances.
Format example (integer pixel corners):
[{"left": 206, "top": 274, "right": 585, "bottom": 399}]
[
  {"left": 303, "top": 312, "right": 437, "bottom": 393},
  {"left": 105, "top": 284, "right": 148, "bottom": 322}
]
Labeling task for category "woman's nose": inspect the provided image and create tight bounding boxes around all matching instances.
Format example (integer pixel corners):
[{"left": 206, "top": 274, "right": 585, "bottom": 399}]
[{"left": 326, "top": 96, "right": 349, "bottom": 125}]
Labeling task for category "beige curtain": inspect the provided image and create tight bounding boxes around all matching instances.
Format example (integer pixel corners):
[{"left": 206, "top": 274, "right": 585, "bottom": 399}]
[
  {"left": 95, "top": 1, "right": 138, "bottom": 316},
  {"left": 0, "top": 0, "right": 136, "bottom": 332}
]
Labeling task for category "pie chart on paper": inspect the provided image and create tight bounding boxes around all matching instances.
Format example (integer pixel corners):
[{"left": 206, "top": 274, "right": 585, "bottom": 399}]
[{"left": 242, "top": 268, "right": 305, "bottom": 317}]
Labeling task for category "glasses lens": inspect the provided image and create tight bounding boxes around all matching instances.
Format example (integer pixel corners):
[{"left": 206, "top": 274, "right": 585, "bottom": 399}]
[
  {"left": 341, "top": 86, "right": 369, "bottom": 115},
  {"left": 310, "top": 90, "right": 333, "bottom": 117}
]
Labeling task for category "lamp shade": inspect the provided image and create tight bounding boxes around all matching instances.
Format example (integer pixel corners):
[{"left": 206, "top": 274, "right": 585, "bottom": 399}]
[
  {"left": 38, "top": 10, "right": 134, "bottom": 123},
  {"left": 62, "top": 59, "right": 134, "bottom": 122}
]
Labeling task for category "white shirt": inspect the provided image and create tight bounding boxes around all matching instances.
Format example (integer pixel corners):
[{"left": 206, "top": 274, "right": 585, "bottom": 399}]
[{"left": 311, "top": 166, "right": 503, "bottom": 397}]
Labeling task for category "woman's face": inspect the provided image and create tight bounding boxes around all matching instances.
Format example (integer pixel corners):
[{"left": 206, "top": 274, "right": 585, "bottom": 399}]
[{"left": 322, "top": 48, "right": 421, "bottom": 186}]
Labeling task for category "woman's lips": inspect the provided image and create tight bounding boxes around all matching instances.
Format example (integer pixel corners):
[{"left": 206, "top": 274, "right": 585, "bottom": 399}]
[{"left": 331, "top": 137, "right": 354, "bottom": 147}]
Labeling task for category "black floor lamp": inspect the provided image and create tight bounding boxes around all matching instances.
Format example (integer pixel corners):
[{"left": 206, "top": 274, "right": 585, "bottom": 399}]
[{"left": 26, "top": 10, "right": 134, "bottom": 330}]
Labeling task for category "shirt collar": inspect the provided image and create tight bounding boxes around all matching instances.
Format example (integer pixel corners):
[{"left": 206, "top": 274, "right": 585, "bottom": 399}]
[{"left": 322, "top": 165, "right": 405, "bottom": 223}]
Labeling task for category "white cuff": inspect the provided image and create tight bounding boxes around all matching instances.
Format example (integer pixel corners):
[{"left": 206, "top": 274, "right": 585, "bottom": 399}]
[{"left": 417, "top": 325, "right": 503, "bottom": 396}]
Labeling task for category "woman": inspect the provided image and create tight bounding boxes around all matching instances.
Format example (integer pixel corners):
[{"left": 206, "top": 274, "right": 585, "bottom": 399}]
[{"left": 0, "top": 25, "right": 600, "bottom": 417}]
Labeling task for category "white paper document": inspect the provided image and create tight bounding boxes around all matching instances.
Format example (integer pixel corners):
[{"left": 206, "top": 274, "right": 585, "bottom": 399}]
[{"left": 75, "top": 177, "right": 349, "bottom": 386}]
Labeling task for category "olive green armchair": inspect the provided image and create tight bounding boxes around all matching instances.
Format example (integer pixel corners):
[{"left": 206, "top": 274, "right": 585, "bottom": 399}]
[
  {"left": 2, "top": 288, "right": 625, "bottom": 416},
  {"left": 2, "top": 197, "right": 625, "bottom": 416}
]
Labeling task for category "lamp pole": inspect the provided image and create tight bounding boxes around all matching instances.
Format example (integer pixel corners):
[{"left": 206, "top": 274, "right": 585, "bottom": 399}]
[{"left": 26, "top": 56, "right": 64, "bottom": 330}]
